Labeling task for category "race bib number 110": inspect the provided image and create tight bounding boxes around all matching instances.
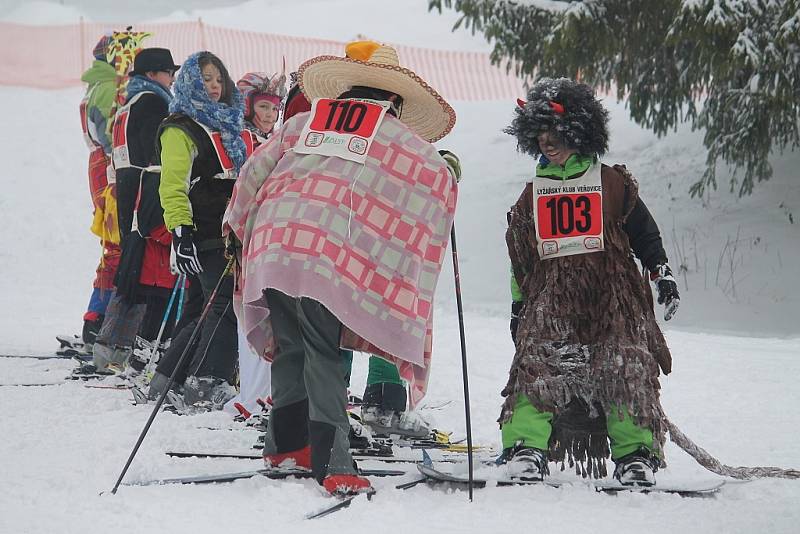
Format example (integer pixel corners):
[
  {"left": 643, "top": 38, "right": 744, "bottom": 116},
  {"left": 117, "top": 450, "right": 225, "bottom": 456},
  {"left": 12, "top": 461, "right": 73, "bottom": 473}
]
[{"left": 294, "top": 98, "right": 390, "bottom": 164}]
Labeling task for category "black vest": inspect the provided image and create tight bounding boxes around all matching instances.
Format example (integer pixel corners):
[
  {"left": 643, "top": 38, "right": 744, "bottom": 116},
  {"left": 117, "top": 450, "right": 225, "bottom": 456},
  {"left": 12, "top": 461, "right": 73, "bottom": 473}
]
[{"left": 156, "top": 113, "right": 235, "bottom": 245}]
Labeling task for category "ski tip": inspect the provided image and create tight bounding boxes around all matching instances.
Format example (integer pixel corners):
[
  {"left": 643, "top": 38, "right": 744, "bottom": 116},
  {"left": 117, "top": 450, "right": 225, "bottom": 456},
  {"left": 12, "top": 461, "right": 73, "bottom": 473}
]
[
  {"left": 594, "top": 480, "right": 725, "bottom": 497},
  {"left": 305, "top": 488, "right": 375, "bottom": 520}
]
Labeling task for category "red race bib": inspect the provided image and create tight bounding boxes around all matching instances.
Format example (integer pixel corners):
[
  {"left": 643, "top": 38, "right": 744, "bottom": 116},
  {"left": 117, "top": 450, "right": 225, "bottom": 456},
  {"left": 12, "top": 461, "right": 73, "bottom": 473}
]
[
  {"left": 536, "top": 192, "right": 602, "bottom": 239},
  {"left": 532, "top": 162, "right": 605, "bottom": 259},
  {"left": 294, "top": 98, "right": 389, "bottom": 164}
]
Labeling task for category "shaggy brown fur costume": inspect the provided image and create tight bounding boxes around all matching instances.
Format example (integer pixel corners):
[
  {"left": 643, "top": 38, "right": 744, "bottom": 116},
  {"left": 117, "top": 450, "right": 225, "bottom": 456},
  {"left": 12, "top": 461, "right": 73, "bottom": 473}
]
[{"left": 501, "top": 164, "right": 671, "bottom": 477}]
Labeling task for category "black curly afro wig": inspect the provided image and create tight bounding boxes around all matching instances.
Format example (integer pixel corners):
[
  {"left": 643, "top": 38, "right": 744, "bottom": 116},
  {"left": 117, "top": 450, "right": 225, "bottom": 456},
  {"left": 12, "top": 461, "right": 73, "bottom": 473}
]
[{"left": 505, "top": 77, "right": 609, "bottom": 158}]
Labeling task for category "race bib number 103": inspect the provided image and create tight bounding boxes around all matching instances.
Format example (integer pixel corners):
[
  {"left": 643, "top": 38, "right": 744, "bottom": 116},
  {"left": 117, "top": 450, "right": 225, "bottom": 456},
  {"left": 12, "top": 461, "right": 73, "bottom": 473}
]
[{"left": 532, "top": 162, "right": 605, "bottom": 259}]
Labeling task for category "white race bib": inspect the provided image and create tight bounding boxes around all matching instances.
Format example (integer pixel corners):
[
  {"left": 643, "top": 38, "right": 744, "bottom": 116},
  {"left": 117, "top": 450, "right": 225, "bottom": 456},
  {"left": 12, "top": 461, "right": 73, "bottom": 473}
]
[
  {"left": 531, "top": 161, "right": 604, "bottom": 259},
  {"left": 293, "top": 98, "right": 389, "bottom": 164}
]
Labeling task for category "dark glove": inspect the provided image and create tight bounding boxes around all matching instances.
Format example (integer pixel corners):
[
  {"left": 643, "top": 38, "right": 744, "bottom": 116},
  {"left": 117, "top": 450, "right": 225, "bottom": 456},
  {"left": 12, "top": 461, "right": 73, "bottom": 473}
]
[
  {"left": 510, "top": 300, "right": 523, "bottom": 344},
  {"left": 224, "top": 232, "right": 242, "bottom": 261},
  {"left": 438, "top": 150, "right": 462, "bottom": 182},
  {"left": 651, "top": 264, "right": 680, "bottom": 321},
  {"left": 170, "top": 225, "right": 203, "bottom": 276}
]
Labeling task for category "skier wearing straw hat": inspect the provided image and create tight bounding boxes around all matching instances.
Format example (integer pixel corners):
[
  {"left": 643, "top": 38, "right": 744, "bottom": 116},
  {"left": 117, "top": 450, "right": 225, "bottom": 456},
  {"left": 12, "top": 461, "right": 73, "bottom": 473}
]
[{"left": 223, "top": 41, "right": 458, "bottom": 496}]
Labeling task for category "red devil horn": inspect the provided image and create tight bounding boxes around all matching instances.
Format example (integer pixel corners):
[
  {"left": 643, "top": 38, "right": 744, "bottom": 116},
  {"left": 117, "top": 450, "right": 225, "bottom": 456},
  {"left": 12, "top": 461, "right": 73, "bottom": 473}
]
[
  {"left": 516, "top": 98, "right": 527, "bottom": 109},
  {"left": 548, "top": 101, "right": 565, "bottom": 114}
]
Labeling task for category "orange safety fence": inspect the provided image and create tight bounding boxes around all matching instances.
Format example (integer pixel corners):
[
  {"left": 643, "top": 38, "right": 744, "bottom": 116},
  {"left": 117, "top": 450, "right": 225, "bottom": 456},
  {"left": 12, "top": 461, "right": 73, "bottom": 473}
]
[{"left": 0, "top": 19, "right": 525, "bottom": 100}]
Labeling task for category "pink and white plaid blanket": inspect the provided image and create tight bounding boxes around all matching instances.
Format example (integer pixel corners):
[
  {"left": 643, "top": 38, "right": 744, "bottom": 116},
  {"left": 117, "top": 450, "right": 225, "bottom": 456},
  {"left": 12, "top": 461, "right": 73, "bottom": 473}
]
[{"left": 223, "top": 112, "right": 457, "bottom": 405}]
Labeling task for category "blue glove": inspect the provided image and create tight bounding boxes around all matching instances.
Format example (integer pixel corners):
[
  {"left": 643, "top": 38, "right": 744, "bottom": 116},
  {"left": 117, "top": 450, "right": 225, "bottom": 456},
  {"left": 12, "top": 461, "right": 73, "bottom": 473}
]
[
  {"left": 651, "top": 264, "right": 679, "bottom": 321},
  {"left": 170, "top": 225, "right": 203, "bottom": 276}
]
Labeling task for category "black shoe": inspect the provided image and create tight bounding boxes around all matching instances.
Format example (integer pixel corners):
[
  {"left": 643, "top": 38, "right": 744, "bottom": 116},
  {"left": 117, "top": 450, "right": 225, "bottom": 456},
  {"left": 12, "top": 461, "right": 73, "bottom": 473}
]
[
  {"left": 362, "top": 382, "right": 407, "bottom": 413},
  {"left": 82, "top": 316, "right": 104, "bottom": 347},
  {"left": 613, "top": 447, "right": 658, "bottom": 486}
]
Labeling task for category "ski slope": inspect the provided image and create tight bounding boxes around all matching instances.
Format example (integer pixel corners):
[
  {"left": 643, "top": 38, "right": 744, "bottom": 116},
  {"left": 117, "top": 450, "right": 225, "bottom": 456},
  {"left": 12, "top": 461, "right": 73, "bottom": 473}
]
[
  {"left": 1, "top": 1, "right": 799, "bottom": 533},
  {"left": 1, "top": 327, "right": 799, "bottom": 533}
]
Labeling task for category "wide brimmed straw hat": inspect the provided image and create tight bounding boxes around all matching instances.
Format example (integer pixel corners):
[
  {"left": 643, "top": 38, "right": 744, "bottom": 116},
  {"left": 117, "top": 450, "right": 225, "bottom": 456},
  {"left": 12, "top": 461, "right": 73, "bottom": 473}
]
[{"left": 298, "top": 41, "right": 456, "bottom": 142}]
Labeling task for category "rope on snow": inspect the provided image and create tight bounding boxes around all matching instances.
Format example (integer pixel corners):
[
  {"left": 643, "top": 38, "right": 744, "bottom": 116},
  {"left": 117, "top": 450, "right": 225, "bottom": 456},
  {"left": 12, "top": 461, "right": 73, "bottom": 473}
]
[{"left": 666, "top": 417, "right": 800, "bottom": 480}]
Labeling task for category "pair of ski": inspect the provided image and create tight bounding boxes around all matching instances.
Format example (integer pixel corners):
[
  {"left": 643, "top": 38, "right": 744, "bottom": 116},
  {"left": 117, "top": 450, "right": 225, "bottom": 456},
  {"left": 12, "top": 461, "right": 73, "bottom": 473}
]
[
  {"left": 0, "top": 335, "right": 94, "bottom": 362},
  {"left": 125, "top": 465, "right": 396, "bottom": 519},
  {"left": 0, "top": 352, "right": 72, "bottom": 361},
  {"left": 165, "top": 449, "right": 465, "bottom": 464},
  {"left": 0, "top": 351, "right": 100, "bottom": 387},
  {"left": 370, "top": 429, "right": 493, "bottom": 454},
  {"left": 0, "top": 377, "right": 132, "bottom": 388},
  {"left": 403, "top": 450, "right": 725, "bottom": 497},
  {"left": 125, "top": 466, "right": 404, "bottom": 486},
  {"left": 0, "top": 350, "right": 92, "bottom": 362}
]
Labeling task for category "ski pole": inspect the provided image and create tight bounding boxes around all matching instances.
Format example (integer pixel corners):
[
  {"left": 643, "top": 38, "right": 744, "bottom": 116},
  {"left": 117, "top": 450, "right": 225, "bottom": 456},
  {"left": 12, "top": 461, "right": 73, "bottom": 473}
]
[
  {"left": 145, "top": 273, "right": 185, "bottom": 373},
  {"left": 175, "top": 275, "right": 185, "bottom": 323},
  {"left": 110, "top": 257, "right": 234, "bottom": 494},
  {"left": 450, "top": 223, "right": 475, "bottom": 501}
]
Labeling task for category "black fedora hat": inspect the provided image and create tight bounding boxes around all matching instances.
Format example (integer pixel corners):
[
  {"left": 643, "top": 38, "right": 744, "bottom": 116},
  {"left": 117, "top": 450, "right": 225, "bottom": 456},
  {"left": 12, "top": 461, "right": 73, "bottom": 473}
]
[{"left": 130, "top": 48, "right": 181, "bottom": 76}]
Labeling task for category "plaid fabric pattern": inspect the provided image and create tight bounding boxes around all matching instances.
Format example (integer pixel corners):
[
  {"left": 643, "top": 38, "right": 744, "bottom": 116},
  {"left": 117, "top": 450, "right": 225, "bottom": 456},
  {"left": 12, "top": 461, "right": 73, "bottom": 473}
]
[{"left": 225, "top": 112, "right": 457, "bottom": 405}]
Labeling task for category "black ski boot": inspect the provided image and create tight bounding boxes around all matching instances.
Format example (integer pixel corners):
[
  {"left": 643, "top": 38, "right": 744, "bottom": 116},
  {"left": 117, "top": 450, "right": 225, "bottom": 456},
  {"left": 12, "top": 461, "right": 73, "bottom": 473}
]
[
  {"left": 612, "top": 447, "right": 659, "bottom": 486},
  {"left": 503, "top": 442, "right": 549, "bottom": 481},
  {"left": 81, "top": 315, "right": 104, "bottom": 353}
]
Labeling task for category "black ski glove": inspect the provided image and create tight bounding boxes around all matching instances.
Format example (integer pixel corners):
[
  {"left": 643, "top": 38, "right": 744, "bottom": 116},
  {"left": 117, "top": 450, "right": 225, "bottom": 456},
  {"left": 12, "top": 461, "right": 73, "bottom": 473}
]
[
  {"left": 651, "top": 264, "right": 680, "bottom": 321},
  {"left": 224, "top": 232, "right": 242, "bottom": 261},
  {"left": 171, "top": 225, "right": 203, "bottom": 276}
]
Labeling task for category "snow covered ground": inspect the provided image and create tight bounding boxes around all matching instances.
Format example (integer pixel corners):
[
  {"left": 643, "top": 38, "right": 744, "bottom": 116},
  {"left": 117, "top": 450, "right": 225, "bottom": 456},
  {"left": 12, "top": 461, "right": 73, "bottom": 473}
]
[
  {"left": 2, "top": 327, "right": 799, "bottom": 533},
  {"left": 1, "top": 1, "right": 799, "bottom": 533}
]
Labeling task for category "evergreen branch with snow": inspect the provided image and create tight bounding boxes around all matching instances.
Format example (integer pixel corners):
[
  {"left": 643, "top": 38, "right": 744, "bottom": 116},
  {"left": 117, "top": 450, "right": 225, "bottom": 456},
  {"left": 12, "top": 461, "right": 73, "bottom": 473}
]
[{"left": 428, "top": 0, "right": 800, "bottom": 197}]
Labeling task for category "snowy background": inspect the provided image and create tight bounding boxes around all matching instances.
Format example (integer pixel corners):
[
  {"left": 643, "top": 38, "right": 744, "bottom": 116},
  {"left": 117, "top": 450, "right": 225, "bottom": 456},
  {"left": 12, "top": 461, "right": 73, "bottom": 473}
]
[{"left": 0, "top": 1, "right": 798, "bottom": 533}]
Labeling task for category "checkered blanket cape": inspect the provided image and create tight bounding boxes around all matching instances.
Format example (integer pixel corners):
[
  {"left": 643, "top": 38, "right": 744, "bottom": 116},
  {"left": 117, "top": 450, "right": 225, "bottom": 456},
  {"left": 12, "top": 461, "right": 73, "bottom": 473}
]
[{"left": 223, "top": 112, "right": 457, "bottom": 405}]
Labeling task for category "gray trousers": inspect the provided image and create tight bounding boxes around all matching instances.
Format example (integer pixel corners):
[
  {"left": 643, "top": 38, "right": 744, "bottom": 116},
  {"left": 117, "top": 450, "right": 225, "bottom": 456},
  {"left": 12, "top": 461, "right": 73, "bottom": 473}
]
[
  {"left": 93, "top": 293, "right": 146, "bottom": 368},
  {"left": 263, "top": 289, "right": 356, "bottom": 482}
]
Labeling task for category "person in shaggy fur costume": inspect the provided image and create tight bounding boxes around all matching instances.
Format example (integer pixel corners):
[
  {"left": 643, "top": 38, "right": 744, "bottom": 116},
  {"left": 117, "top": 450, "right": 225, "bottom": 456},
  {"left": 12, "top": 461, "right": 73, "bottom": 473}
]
[{"left": 499, "top": 77, "right": 680, "bottom": 487}]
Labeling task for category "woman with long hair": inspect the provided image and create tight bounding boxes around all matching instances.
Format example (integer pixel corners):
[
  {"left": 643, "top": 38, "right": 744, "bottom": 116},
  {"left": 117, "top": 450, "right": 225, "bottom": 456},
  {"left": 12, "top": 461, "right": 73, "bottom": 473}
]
[{"left": 149, "top": 51, "right": 245, "bottom": 409}]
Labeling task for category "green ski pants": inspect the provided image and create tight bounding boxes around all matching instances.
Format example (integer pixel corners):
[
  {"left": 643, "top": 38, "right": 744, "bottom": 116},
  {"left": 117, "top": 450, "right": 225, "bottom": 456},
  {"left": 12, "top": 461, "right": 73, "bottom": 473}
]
[
  {"left": 366, "top": 354, "right": 403, "bottom": 386},
  {"left": 340, "top": 353, "right": 402, "bottom": 388},
  {"left": 501, "top": 396, "right": 656, "bottom": 460}
]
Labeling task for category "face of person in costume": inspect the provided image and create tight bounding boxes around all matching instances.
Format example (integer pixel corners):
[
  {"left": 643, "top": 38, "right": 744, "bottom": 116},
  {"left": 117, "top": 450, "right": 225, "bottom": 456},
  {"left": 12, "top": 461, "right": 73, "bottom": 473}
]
[
  {"left": 537, "top": 130, "right": 577, "bottom": 166},
  {"left": 253, "top": 97, "right": 279, "bottom": 132},
  {"left": 148, "top": 69, "right": 175, "bottom": 89},
  {"left": 202, "top": 63, "right": 223, "bottom": 102}
]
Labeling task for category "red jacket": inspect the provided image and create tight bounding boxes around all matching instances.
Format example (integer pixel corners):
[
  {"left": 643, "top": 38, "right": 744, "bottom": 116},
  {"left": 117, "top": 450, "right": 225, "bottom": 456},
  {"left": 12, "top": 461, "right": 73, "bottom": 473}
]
[{"left": 139, "top": 224, "right": 177, "bottom": 288}]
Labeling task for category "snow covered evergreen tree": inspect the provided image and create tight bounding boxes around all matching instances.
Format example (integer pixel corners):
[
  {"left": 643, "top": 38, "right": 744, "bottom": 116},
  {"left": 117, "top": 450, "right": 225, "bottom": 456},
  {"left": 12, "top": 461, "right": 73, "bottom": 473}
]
[{"left": 429, "top": 0, "right": 800, "bottom": 197}]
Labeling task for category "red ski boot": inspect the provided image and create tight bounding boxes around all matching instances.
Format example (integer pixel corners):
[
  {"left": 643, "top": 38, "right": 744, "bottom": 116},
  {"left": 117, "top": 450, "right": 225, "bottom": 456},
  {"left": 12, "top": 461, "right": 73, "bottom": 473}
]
[
  {"left": 263, "top": 445, "right": 311, "bottom": 471},
  {"left": 322, "top": 473, "right": 373, "bottom": 496}
]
